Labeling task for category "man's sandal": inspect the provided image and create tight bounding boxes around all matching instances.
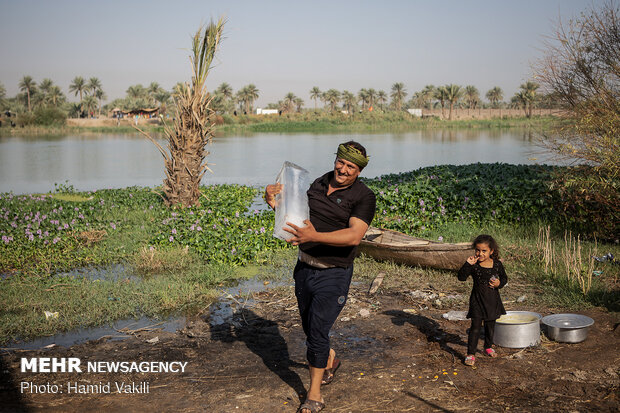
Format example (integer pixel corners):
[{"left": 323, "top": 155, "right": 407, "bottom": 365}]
[
  {"left": 321, "top": 358, "right": 341, "bottom": 385},
  {"left": 464, "top": 355, "right": 475, "bottom": 366},
  {"left": 485, "top": 348, "right": 497, "bottom": 358},
  {"left": 297, "top": 399, "right": 325, "bottom": 413}
]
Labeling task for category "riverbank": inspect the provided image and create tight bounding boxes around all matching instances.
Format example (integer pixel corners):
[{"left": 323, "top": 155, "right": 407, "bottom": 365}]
[
  {"left": 1, "top": 164, "right": 618, "bottom": 346},
  {"left": 2, "top": 251, "right": 619, "bottom": 412},
  {"left": 0, "top": 113, "right": 566, "bottom": 137}
]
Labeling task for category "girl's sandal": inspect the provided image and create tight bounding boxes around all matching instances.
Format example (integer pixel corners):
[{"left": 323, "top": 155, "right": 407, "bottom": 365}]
[
  {"left": 484, "top": 348, "right": 497, "bottom": 358},
  {"left": 464, "top": 355, "right": 476, "bottom": 366}
]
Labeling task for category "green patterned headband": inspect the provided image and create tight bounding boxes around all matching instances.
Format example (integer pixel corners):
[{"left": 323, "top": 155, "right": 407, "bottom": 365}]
[{"left": 336, "top": 144, "right": 369, "bottom": 169}]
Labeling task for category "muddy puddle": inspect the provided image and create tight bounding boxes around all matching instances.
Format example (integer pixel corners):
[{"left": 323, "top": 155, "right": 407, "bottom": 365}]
[
  {"left": 59, "top": 263, "right": 141, "bottom": 282},
  {"left": 6, "top": 316, "right": 187, "bottom": 350},
  {"left": 207, "top": 277, "right": 292, "bottom": 326},
  {"left": 6, "top": 274, "right": 292, "bottom": 351}
]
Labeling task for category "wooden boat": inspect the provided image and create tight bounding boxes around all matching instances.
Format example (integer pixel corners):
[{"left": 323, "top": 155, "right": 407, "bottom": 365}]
[{"left": 359, "top": 227, "right": 472, "bottom": 270}]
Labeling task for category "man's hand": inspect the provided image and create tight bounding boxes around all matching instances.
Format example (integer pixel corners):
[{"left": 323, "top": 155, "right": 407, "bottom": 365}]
[
  {"left": 283, "top": 220, "right": 315, "bottom": 246},
  {"left": 264, "top": 183, "right": 282, "bottom": 210},
  {"left": 284, "top": 217, "right": 369, "bottom": 247}
]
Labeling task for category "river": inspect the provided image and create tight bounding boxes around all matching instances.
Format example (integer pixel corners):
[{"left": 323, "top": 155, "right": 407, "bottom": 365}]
[{"left": 0, "top": 129, "right": 546, "bottom": 194}]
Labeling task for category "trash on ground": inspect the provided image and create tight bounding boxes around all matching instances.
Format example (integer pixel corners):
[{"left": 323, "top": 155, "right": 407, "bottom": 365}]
[
  {"left": 44, "top": 311, "right": 59, "bottom": 320},
  {"left": 368, "top": 272, "right": 385, "bottom": 294},
  {"left": 442, "top": 311, "right": 468, "bottom": 321}
]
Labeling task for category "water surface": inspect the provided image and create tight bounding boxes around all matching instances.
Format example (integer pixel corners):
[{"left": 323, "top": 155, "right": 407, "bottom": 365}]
[{"left": 0, "top": 129, "right": 546, "bottom": 194}]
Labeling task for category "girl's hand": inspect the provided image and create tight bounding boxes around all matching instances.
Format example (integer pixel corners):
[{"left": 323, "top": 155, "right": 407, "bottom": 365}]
[
  {"left": 489, "top": 277, "right": 500, "bottom": 288},
  {"left": 466, "top": 256, "right": 478, "bottom": 265}
]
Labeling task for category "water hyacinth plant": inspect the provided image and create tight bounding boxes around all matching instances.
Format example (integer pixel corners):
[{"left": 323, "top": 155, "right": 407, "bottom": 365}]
[{"left": 364, "top": 163, "right": 555, "bottom": 235}]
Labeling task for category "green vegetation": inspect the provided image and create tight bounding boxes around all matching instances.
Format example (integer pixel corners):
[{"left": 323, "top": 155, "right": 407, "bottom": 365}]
[
  {"left": 535, "top": 1, "right": 619, "bottom": 240},
  {"left": 216, "top": 112, "right": 561, "bottom": 134},
  {"left": 366, "top": 163, "right": 555, "bottom": 234},
  {"left": 1, "top": 163, "right": 617, "bottom": 345}
]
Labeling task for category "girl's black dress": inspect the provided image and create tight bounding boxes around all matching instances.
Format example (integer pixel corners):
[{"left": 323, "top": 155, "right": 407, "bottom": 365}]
[{"left": 457, "top": 260, "right": 507, "bottom": 320}]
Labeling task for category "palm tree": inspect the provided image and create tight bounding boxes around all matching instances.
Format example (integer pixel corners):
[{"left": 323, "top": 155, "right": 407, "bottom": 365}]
[
  {"left": 341, "top": 90, "right": 356, "bottom": 114},
  {"left": 216, "top": 82, "right": 233, "bottom": 100},
  {"left": 87, "top": 77, "right": 102, "bottom": 98},
  {"left": 82, "top": 95, "right": 98, "bottom": 117},
  {"left": 94, "top": 89, "right": 106, "bottom": 117},
  {"left": 235, "top": 89, "right": 246, "bottom": 113},
  {"left": 432, "top": 86, "right": 445, "bottom": 118},
  {"left": 294, "top": 97, "right": 304, "bottom": 113},
  {"left": 39, "top": 78, "right": 53, "bottom": 95},
  {"left": 69, "top": 76, "right": 87, "bottom": 107},
  {"left": 323, "top": 89, "right": 340, "bottom": 112},
  {"left": 376, "top": 90, "right": 387, "bottom": 111},
  {"left": 147, "top": 82, "right": 162, "bottom": 106},
  {"left": 512, "top": 92, "right": 528, "bottom": 114},
  {"left": 309, "top": 86, "right": 321, "bottom": 110},
  {"left": 126, "top": 84, "right": 146, "bottom": 99},
  {"left": 38, "top": 78, "right": 56, "bottom": 106},
  {"left": 48, "top": 85, "right": 64, "bottom": 107},
  {"left": 390, "top": 82, "right": 407, "bottom": 111},
  {"left": 244, "top": 84, "right": 259, "bottom": 113},
  {"left": 138, "top": 18, "right": 225, "bottom": 207},
  {"left": 283, "top": 92, "right": 296, "bottom": 113},
  {"left": 485, "top": 87, "right": 503, "bottom": 108},
  {"left": 367, "top": 88, "right": 377, "bottom": 110},
  {"left": 519, "top": 81, "right": 539, "bottom": 118},
  {"left": 154, "top": 90, "right": 171, "bottom": 115},
  {"left": 0, "top": 82, "right": 6, "bottom": 108},
  {"left": 216, "top": 83, "right": 233, "bottom": 112},
  {"left": 19, "top": 76, "right": 36, "bottom": 112},
  {"left": 358, "top": 88, "right": 369, "bottom": 111},
  {"left": 464, "top": 85, "right": 480, "bottom": 111},
  {"left": 420, "top": 85, "right": 435, "bottom": 109},
  {"left": 444, "top": 84, "right": 462, "bottom": 120}
]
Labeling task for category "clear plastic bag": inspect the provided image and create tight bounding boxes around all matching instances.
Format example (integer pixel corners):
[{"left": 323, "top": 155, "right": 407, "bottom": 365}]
[{"left": 273, "top": 161, "right": 310, "bottom": 241}]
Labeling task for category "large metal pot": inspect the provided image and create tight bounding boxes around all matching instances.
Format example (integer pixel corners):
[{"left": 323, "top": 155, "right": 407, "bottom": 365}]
[
  {"left": 493, "top": 311, "right": 542, "bottom": 348},
  {"left": 541, "top": 314, "right": 594, "bottom": 343}
]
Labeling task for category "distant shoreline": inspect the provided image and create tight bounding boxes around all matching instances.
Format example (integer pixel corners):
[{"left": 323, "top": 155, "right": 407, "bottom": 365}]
[{"left": 0, "top": 111, "right": 564, "bottom": 136}]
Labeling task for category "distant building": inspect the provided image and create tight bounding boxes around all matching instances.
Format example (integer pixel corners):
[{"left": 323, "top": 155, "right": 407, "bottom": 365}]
[
  {"left": 407, "top": 108, "right": 422, "bottom": 117},
  {"left": 256, "top": 108, "right": 278, "bottom": 115}
]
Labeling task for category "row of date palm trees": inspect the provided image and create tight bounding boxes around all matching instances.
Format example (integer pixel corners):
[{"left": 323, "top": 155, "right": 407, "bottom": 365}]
[
  {"left": 2, "top": 75, "right": 107, "bottom": 118},
  {"left": 207, "top": 81, "right": 545, "bottom": 119},
  {"left": 1, "top": 76, "right": 546, "bottom": 120}
]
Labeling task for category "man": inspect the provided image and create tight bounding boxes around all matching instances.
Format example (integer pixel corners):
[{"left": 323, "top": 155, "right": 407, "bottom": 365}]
[{"left": 265, "top": 141, "right": 376, "bottom": 413}]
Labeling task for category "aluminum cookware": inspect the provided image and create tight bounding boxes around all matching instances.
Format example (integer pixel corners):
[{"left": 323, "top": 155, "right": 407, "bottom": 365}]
[
  {"left": 493, "top": 311, "right": 542, "bottom": 348},
  {"left": 541, "top": 314, "right": 594, "bottom": 343}
]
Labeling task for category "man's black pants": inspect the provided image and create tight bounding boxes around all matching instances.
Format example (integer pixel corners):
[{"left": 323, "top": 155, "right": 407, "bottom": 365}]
[{"left": 293, "top": 260, "right": 353, "bottom": 368}]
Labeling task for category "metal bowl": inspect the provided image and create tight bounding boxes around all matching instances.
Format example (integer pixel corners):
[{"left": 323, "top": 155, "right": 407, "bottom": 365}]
[
  {"left": 493, "top": 311, "right": 542, "bottom": 348},
  {"left": 541, "top": 314, "right": 594, "bottom": 343}
]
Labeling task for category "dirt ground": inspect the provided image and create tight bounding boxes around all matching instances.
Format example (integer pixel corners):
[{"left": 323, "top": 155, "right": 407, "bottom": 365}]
[{"left": 2, "top": 278, "right": 619, "bottom": 413}]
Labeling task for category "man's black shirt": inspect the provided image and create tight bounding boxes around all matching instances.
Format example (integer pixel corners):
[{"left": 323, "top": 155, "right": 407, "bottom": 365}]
[{"left": 299, "top": 171, "right": 376, "bottom": 267}]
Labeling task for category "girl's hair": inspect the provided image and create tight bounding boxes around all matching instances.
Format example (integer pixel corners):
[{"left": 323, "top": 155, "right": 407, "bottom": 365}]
[{"left": 472, "top": 234, "right": 500, "bottom": 260}]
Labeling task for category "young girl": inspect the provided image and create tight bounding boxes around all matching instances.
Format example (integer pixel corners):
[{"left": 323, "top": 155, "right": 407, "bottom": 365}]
[{"left": 458, "top": 234, "right": 507, "bottom": 366}]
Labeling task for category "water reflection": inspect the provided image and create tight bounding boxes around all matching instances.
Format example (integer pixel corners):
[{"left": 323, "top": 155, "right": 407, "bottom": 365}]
[{"left": 0, "top": 130, "right": 548, "bottom": 194}]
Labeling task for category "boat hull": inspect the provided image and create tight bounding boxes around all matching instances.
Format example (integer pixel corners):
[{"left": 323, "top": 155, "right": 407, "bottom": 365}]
[{"left": 359, "top": 227, "right": 472, "bottom": 270}]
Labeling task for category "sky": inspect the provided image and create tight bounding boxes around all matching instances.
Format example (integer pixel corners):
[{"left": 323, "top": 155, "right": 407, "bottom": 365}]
[{"left": 0, "top": 0, "right": 602, "bottom": 108}]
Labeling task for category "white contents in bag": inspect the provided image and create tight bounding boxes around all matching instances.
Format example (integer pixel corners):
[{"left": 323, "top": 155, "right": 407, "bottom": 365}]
[{"left": 273, "top": 161, "right": 310, "bottom": 241}]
